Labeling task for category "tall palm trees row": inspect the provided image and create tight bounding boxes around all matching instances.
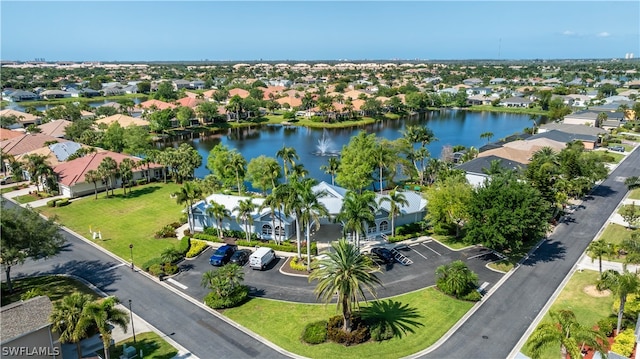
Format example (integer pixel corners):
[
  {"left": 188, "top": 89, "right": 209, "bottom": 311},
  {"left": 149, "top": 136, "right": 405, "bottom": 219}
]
[{"left": 84, "top": 157, "right": 138, "bottom": 199}]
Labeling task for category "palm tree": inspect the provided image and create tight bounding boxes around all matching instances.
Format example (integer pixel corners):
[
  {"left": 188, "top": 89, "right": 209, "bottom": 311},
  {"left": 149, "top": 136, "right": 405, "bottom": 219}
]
[
  {"left": 297, "top": 179, "right": 329, "bottom": 270},
  {"left": 119, "top": 158, "right": 136, "bottom": 195},
  {"left": 597, "top": 267, "right": 640, "bottom": 335},
  {"left": 261, "top": 192, "right": 282, "bottom": 244},
  {"left": 234, "top": 198, "right": 256, "bottom": 241},
  {"left": 527, "top": 309, "right": 608, "bottom": 359},
  {"left": 173, "top": 181, "right": 203, "bottom": 232},
  {"left": 50, "top": 292, "right": 94, "bottom": 359},
  {"left": 336, "top": 191, "right": 378, "bottom": 249},
  {"left": 161, "top": 247, "right": 183, "bottom": 264},
  {"left": 289, "top": 163, "right": 308, "bottom": 181},
  {"left": 480, "top": 131, "right": 494, "bottom": 144},
  {"left": 276, "top": 146, "right": 299, "bottom": 183},
  {"left": 226, "top": 151, "right": 246, "bottom": 195},
  {"left": 320, "top": 157, "right": 340, "bottom": 186},
  {"left": 206, "top": 200, "right": 230, "bottom": 239},
  {"left": 80, "top": 296, "right": 129, "bottom": 359},
  {"left": 309, "top": 239, "right": 382, "bottom": 333},
  {"left": 372, "top": 140, "right": 396, "bottom": 193},
  {"left": 98, "top": 157, "right": 118, "bottom": 197},
  {"left": 226, "top": 95, "right": 244, "bottom": 121},
  {"left": 435, "top": 260, "right": 478, "bottom": 298},
  {"left": 587, "top": 239, "right": 615, "bottom": 277},
  {"left": 217, "top": 263, "right": 244, "bottom": 291},
  {"left": 201, "top": 270, "right": 228, "bottom": 297},
  {"left": 280, "top": 180, "right": 304, "bottom": 258},
  {"left": 23, "top": 153, "right": 51, "bottom": 192},
  {"left": 84, "top": 169, "right": 102, "bottom": 200},
  {"left": 378, "top": 188, "right": 409, "bottom": 237}
]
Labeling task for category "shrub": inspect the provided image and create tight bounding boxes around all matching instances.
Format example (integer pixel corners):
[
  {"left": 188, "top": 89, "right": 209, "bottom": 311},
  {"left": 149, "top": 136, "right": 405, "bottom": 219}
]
[
  {"left": 597, "top": 317, "right": 617, "bottom": 337},
  {"left": 289, "top": 256, "right": 308, "bottom": 271},
  {"left": 46, "top": 199, "right": 58, "bottom": 207},
  {"left": 370, "top": 321, "right": 394, "bottom": 342},
  {"left": 178, "top": 236, "right": 191, "bottom": 255},
  {"left": 148, "top": 264, "right": 164, "bottom": 277},
  {"left": 169, "top": 222, "right": 182, "bottom": 229},
  {"left": 461, "top": 290, "right": 482, "bottom": 302},
  {"left": 611, "top": 328, "right": 635, "bottom": 357},
  {"left": 55, "top": 198, "right": 70, "bottom": 207},
  {"left": 163, "top": 263, "right": 179, "bottom": 275},
  {"left": 141, "top": 257, "right": 163, "bottom": 272},
  {"left": 192, "top": 233, "right": 223, "bottom": 243},
  {"left": 327, "top": 315, "right": 369, "bottom": 346},
  {"left": 136, "top": 178, "right": 148, "bottom": 186},
  {"left": 301, "top": 320, "right": 328, "bottom": 344},
  {"left": 183, "top": 229, "right": 192, "bottom": 237},
  {"left": 155, "top": 225, "right": 177, "bottom": 239},
  {"left": 236, "top": 240, "right": 317, "bottom": 255},
  {"left": 20, "top": 287, "right": 47, "bottom": 301},
  {"left": 203, "top": 227, "right": 218, "bottom": 236},
  {"left": 186, "top": 239, "right": 208, "bottom": 258},
  {"left": 204, "top": 285, "right": 249, "bottom": 309}
]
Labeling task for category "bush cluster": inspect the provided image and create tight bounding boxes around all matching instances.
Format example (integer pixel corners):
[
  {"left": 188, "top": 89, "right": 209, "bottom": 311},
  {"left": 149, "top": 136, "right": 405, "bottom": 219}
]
[
  {"left": 20, "top": 287, "right": 47, "bottom": 301},
  {"left": 203, "top": 285, "right": 249, "bottom": 309},
  {"left": 47, "top": 198, "right": 70, "bottom": 207},
  {"left": 178, "top": 236, "right": 191, "bottom": 255},
  {"left": 192, "top": 233, "right": 223, "bottom": 243},
  {"left": 327, "top": 315, "right": 369, "bottom": 346},
  {"left": 136, "top": 178, "right": 148, "bottom": 186},
  {"left": 236, "top": 240, "right": 317, "bottom": 255},
  {"left": 597, "top": 317, "right": 617, "bottom": 337},
  {"left": 369, "top": 321, "right": 394, "bottom": 342},
  {"left": 611, "top": 328, "right": 635, "bottom": 357},
  {"left": 186, "top": 239, "right": 208, "bottom": 258},
  {"left": 289, "top": 256, "right": 308, "bottom": 271},
  {"left": 155, "top": 225, "right": 177, "bottom": 239},
  {"left": 387, "top": 222, "right": 429, "bottom": 242},
  {"left": 301, "top": 320, "right": 328, "bottom": 344},
  {"left": 142, "top": 257, "right": 164, "bottom": 272}
]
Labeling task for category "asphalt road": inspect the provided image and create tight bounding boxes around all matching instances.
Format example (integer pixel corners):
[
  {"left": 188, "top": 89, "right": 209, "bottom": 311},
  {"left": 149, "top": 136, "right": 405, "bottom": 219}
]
[
  {"left": 420, "top": 148, "right": 640, "bottom": 359},
  {"left": 3, "top": 199, "right": 290, "bottom": 359}
]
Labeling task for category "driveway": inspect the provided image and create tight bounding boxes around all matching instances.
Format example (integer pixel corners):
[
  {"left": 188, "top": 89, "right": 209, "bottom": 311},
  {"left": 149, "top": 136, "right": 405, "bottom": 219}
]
[{"left": 168, "top": 238, "right": 505, "bottom": 304}]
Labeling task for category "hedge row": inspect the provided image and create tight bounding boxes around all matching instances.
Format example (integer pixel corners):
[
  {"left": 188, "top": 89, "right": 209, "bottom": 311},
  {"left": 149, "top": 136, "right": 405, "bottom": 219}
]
[
  {"left": 186, "top": 239, "right": 209, "bottom": 258},
  {"left": 192, "top": 233, "right": 224, "bottom": 243},
  {"left": 236, "top": 240, "right": 317, "bottom": 255},
  {"left": 46, "top": 198, "right": 70, "bottom": 207}
]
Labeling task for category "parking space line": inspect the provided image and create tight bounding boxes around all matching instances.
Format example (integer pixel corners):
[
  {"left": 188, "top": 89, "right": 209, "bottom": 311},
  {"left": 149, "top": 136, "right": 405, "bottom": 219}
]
[
  {"left": 410, "top": 248, "right": 429, "bottom": 260},
  {"left": 166, "top": 278, "right": 188, "bottom": 290},
  {"left": 410, "top": 243, "right": 421, "bottom": 247},
  {"left": 467, "top": 252, "right": 487, "bottom": 260},
  {"left": 102, "top": 263, "right": 125, "bottom": 272},
  {"left": 421, "top": 243, "right": 441, "bottom": 256}
]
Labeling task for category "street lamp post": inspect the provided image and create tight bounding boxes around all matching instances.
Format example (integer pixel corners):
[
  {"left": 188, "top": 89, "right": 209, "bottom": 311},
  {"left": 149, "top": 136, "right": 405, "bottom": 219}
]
[
  {"left": 128, "top": 299, "right": 137, "bottom": 344},
  {"left": 129, "top": 244, "right": 134, "bottom": 271}
]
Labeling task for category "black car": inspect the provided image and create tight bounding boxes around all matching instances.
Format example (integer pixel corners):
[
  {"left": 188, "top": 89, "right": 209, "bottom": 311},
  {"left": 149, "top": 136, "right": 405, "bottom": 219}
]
[
  {"left": 229, "top": 249, "right": 251, "bottom": 266},
  {"left": 609, "top": 145, "right": 625, "bottom": 152},
  {"left": 209, "top": 244, "right": 238, "bottom": 266},
  {"left": 371, "top": 247, "right": 395, "bottom": 264}
]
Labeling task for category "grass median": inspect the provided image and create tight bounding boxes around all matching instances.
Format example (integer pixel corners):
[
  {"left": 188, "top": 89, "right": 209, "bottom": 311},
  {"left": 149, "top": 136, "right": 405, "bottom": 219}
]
[
  {"left": 223, "top": 287, "right": 473, "bottom": 359},
  {"left": 38, "top": 183, "right": 184, "bottom": 265}
]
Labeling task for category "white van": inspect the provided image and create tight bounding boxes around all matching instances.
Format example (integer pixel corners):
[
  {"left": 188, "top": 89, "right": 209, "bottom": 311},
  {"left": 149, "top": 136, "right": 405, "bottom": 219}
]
[{"left": 249, "top": 247, "right": 276, "bottom": 270}]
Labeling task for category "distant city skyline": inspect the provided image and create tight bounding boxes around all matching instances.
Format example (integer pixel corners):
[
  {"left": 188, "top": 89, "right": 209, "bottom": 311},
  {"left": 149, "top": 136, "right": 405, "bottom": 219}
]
[{"left": 1, "top": 1, "right": 639, "bottom": 62}]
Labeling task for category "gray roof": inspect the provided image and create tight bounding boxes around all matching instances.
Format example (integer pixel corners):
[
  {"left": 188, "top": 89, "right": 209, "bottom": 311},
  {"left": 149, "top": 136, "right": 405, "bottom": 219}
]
[
  {"left": 49, "top": 141, "right": 82, "bottom": 161},
  {"left": 528, "top": 129, "right": 597, "bottom": 143},
  {"left": 0, "top": 296, "right": 53, "bottom": 344},
  {"left": 455, "top": 155, "right": 526, "bottom": 175},
  {"left": 565, "top": 109, "right": 624, "bottom": 121},
  {"left": 538, "top": 123, "right": 607, "bottom": 136}
]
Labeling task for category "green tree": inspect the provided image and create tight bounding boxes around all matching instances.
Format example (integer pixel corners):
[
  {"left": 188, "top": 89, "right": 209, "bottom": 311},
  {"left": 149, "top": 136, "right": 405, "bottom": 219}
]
[
  {"left": 80, "top": 296, "right": 129, "bottom": 359},
  {"left": 597, "top": 267, "right": 640, "bottom": 335},
  {"left": 620, "top": 202, "right": 639, "bottom": 229},
  {"left": 97, "top": 157, "right": 118, "bottom": 197},
  {"left": 246, "top": 155, "right": 281, "bottom": 194},
  {"left": 147, "top": 108, "right": 174, "bottom": 133},
  {"left": 527, "top": 309, "right": 608, "bottom": 359},
  {"left": 1, "top": 204, "right": 65, "bottom": 292},
  {"left": 22, "top": 153, "right": 53, "bottom": 192},
  {"left": 173, "top": 181, "right": 203, "bottom": 231},
  {"left": 101, "top": 122, "right": 126, "bottom": 152},
  {"left": 336, "top": 131, "right": 377, "bottom": 192},
  {"left": 276, "top": 146, "right": 299, "bottom": 183},
  {"left": 426, "top": 176, "right": 473, "bottom": 237},
  {"left": 161, "top": 247, "right": 183, "bottom": 264},
  {"left": 122, "top": 125, "right": 152, "bottom": 156},
  {"left": 234, "top": 198, "right": 256, "bottom": 241},
  {"left": 207, "top": 144, "right": 237, "bottom": 190},
  {"left": 197, "top": 102, "right": 220, "bottom": 123},
  {"left": 84, "top": 169, "right": 102, "bottom": 200},
  {"left": 155, "top": 81, "right": 178, "bottom": 101},
  {"left": 297, "top": 178, "right": 329, "bottom": 270},
  {"left": 479, "top": 131, "right": 494, "bottom": 144},
  {"left": 378, "top": 187, "right": 409, "bottom": 237},
  {"left": 320, "top": 157, "right": 340, "bottom": 186},
  {"left": 206, "top": 200, "right": 230, "bottom": 239},
  {"left": 587, "top": 239, "right": 615, "bottom": 277},
  {"left": 118, "top": 158, "right": 135, "bottom": 195},
  {"left": 336, "top": 190, "right": 378, "bottom": 249},
  {"left": 176, "top": 106, "right": 195, "bottom": 128},
  {"left": 227, "top": 151, "right": 247, "bottom": 195},
  {"left": 464, "top": 172, "right": 549, "bottom": 252},
  {"left": 50, "top": 293, "right": 94, "bottom": 359},
  {"left": 435, "top": 260, "right": 478, "bottom": 298},
  {"left": 137, "top": 81, "right": 151, "bottom": 94},
  {"left": 309, "top": 239, "right": 382, "bottom": 333},
  {"left": 226, "top": 95, "right": 244, "bottom": 121},
  {"left": 372, "top": 139, "right": 398, "bottom": 193}
]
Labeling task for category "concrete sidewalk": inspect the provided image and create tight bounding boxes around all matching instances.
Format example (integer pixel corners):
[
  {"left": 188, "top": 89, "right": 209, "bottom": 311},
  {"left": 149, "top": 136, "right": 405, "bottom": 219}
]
[{"left": 1, "top": 183, "right": 66, "bottom": 208}]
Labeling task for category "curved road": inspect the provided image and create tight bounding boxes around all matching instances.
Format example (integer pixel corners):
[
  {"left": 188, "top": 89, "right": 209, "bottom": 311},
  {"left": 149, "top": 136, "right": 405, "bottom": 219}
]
[{"left": 420, "top": 148, "right": 640, "bottom": 358}]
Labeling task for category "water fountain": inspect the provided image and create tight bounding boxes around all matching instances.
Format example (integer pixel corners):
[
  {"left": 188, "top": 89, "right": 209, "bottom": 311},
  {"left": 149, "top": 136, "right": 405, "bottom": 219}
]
[{"left": 314, "top": 129, "right": 339, "bottom": 156}]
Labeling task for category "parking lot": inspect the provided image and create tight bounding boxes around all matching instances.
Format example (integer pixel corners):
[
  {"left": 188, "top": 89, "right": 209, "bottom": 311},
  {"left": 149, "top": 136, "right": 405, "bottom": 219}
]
[{"left": 168, "top": 238, "right": 506, "bottom": 304}]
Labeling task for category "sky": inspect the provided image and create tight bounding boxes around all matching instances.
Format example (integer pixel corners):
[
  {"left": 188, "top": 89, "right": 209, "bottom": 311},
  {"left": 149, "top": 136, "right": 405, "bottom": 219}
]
[{"left": 1, "top": 1, "right": 639, "bottom": 62}]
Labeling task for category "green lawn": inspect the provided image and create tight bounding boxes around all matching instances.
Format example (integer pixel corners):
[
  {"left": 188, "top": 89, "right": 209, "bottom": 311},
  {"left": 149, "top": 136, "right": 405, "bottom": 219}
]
[
  {"left": 1, "top": 275, "right": 100, "bottom": 306},
  {"left": 13, "top": 194, "right": 39, "bottom": 204},
  {"left": 629, "top": 189, "right": 640, "bottom": 200},
  {"left": 522, "top": 270, "right": 614, "bottom": 358},
  {"left": 591, "top": 150, "right": 625, "bottom": 163},
  {"left": 594, "top": 223, "right": 639, "bottom": 263},
  {"left": 431, "top": 233, "right": 470, "bottom": 250},
  {"left": 111, "top": 332, "right": 178, "bottom": 359},
  {"left": 223, "top": 287, "right": 473, "bottom": 359},
  {"left": 38, "top": 183, "right": 185, "bottom": 265}
]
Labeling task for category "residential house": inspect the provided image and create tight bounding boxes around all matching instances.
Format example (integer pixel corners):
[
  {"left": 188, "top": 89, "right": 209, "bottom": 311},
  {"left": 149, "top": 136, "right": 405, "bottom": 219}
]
[
  {"left": 466, "top": 94, "right": 494, "bottom": 106},
  {"left": 455, "top": 155, "right": 526, "bottom": 188},
  {"left": 138, "top": 99, "right": 176, "bottom": 112},
  {"left": 562, "top": 110, "right": 623, "bottom": 127},
  {"left": 37, "top": 119, "right": 73, "bottom": 138},
  {"left": 565, "top": 94, "right": 592, "bottom": 107},
  {"left": 0, "top": 128, "right": 23, "bottom": 141},
  {"left": 463, "top": 78, "right": 483, "bottom": 86},
  {"left": 53, "top": 150, "right": 163, "bottom": 198},
  {"left": 466, "top": 87, "right": 492, "bottom": 96},
  {"left": 489, "top": 78, "right": 507, "bottom": 85},
  {"left": 0, "top": 133, "right": 67, "bottom": 157},
  {"left": 527, "top": 129, "right": 600, "bottom": 150},
  {"left": 176, "top": 97, "right": 203, "bottom": 109},
  {"left": 101, "top": 87, "right": 124, "bottom": 96},
  {"left": 0, "top": 296, "right": 62, "bottom": 359},
  {"left": 500, "top": 96, "right": 532, "bottom": 108},
  {"left": 5, "top": 90, "right": 38, "bottom": 102},
  {"left": 190, "top": 181, "right": 427, "bottom": 240},
  {"left": 228, "top": 88, "right": 250, "bottom": 99},
  {"left": 0, "top": 109, "right": 42, "bottom": 128},
  {"left": 95, "top": 114, "right": 150, "bottom": 128},
  {"left": 276, "top": 96, "right": 302, "bottom": 109},
  {"left": 39, "top": 90, "right": 71, "bottom": 100}
]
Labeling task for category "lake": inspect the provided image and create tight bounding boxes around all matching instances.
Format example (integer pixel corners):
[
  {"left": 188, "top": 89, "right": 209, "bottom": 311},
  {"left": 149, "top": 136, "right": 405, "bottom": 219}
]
[{"left": 163, "top": 110, "right": 543, "bottom": 187}]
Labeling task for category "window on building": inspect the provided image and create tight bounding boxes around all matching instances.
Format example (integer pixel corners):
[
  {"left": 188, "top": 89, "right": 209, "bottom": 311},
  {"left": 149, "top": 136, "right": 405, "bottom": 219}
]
[
  {"left": 262, "top": 224, "right": 273, "bottom": 236},
  {"left": 380, "top": 221, "right": 389, "bottom": 232},
  {"left": 275, "top": 226, "right": 284, "bottom": 236},
  {"left": 367, "top": 224, "right": 377, "bottom": 233}
]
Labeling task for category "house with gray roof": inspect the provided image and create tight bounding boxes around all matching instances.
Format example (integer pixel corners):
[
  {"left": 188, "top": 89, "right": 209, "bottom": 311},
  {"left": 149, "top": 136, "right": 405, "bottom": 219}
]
[
  {"left": 500, "top": 96, "right": 532, "bottom": 108},
  {"left": 5, "top": 90, "right": 38, "bottom": 102},
  {"left": 563, "top": 109, "right": 624, "bottom": 127},
  {"left": 0, "top": 296, "right": 62, "bottom": 359},
  {"left": 528, "top": 130, "right": 599, "bottom": 150},
  {"left": 455, "top": 155, "right": 526, "bottom": 188}
]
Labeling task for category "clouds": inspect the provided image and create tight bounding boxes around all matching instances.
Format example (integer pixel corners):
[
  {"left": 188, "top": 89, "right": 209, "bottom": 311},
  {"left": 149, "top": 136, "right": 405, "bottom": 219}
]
[{"left": 561, "top": 30, "right": 612, "bottom": 38}]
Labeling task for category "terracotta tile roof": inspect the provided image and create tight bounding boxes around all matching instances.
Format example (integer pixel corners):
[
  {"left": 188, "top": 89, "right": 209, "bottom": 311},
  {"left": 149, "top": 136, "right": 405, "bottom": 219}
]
[
  {"left": 0, "top": 133, "right": 67, "bottom": 156},
  {"left": 15, "top": 146, "right": 61, "bottom": 167},
  {"left": 184, "top": 91, "right": 199, "bottom": 99},
  {"left": 276, "top": 96, "right": 302, "bottom": 108},
  {"left": 53, "top": 150, "right": 161, "bottom": 186},
  {"left": 477, "top": 147, "right": 535, "bottom": 164},
  {"left": 37, "top": 119, "right": 73, "bottom": 138},
  {"left": 203, "top": 90, "right": 217, "bottom": 99},
  {"left": 138, "top": 99, "right": 176, "bottom": 110},
  {"left": 352, "top": 99, "right": 365, "bottom": 111},
  {"left": 0, "top": 109, "right": 40, "bottom": 124},
  {"left": 262, "top": 86, "right": 286, "bottom": 100},
  {"left": 95, "top": 114, "right": 150, "bottom": 128},
  {"left": 343, "top": 90, "right": 370, "bottom": 100},
  {"left": 0, "top": 128, "right": 24, "bottom": 141},
  {"left": 228, "top": 88, "right": 250, "bottom": 99},
  {"left": 176, "top": 97, "right": 203, "bottom": 108}
]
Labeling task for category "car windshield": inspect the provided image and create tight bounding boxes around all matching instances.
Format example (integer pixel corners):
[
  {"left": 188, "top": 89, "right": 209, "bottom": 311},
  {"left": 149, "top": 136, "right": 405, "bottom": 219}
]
[{"left": 214, "top": 248, "right": 226, "bottom": 256}]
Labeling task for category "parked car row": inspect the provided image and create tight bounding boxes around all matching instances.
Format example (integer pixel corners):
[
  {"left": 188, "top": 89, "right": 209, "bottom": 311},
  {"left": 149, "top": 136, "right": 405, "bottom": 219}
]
[{"left": 209, "top": 245, "right": 276, "bottom": 271}]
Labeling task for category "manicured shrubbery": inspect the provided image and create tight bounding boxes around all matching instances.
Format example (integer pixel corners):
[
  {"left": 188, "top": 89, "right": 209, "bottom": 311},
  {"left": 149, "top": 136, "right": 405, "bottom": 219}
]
[
  {"left": 178, "top": 236, "right": 191, "bottom": 255},
  {"left": 369, "top": 321, "right": 394, "bottom": 342},
  {"left": 148, "top": 263, "right": 164, "bottom": 277},
  {"left": 597, "top": 317, "right": 617, "bottom": 337},
  {"left": 289, "top": 256, "right": 308, "bottom": 271},
  {"left": 327, "top": 315, "right": 370, "bottom": 346},
  {"left": 236, "top": 240, "right": 317, "bottom": 255},
  {"left": 461, "top": 290, "right": 482, "bottom": 302},
  {"left": 136, "top": 178, "right": 148, "bottom": 186},
  {"left": 203, "top": 285, "right": 249, "bottom": 309},
  {"left": 611, "top": 328, "right": 635, "bottom": 357},
  {"left": 186, "top": 239, "right": 208, "bottom": 258},
  {"left": 192, "top": 233, "right": 223, "bottom": 243},
  {"left": 435, "top": 260, "right": 479, "bottom": 300},
  {"left": 55, "top": 198, "right": 70, "bottom": 207},
  {"left": 46, "top": 199, "right": 58, "bottom": 207},
  {"left": 155, "top": 225, "right": 177, "bottom": 239},
  {"left": 20, "top": 287, "right": 47, "bottom": 301},
  {"left": 301, "top": 320, "right": 328, "bottom": 344},
  {"left": 387, "top": 222, "right": 429, "bottom": 242},
  {"left": 142, "top": 257, "right": 164, "bottom": 272}
]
